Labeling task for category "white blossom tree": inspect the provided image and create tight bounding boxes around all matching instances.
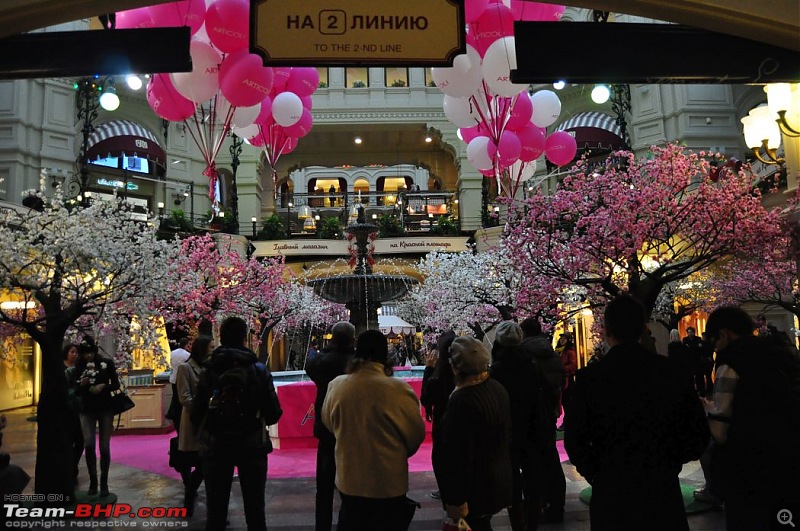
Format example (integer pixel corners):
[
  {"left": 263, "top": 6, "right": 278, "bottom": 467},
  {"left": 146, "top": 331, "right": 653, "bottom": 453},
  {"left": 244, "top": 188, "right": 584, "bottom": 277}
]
[
  {"left": 398, "top": 249, "right": 522, "bottom": 338},
  {"left": 0, "top": 183, "right": 177, "bottom": 499}
]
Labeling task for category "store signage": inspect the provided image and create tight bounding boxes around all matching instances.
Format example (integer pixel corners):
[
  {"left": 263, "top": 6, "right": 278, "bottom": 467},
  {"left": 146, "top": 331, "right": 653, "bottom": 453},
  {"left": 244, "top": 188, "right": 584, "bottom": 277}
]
[
  {"left": 252, "top": 236, "right": 470, "bottom": 258},
  {"left": 251, "top": 0, "right": 465, "bottom": 66},
  {"left": 97, "top": 178, "right": 139, "bottom": 191}
]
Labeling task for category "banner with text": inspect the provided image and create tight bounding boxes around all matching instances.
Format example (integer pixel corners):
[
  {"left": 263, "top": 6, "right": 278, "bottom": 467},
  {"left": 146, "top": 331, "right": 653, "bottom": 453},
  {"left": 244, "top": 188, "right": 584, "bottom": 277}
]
[
  {"left": 253, "top": 236, "right": 470, "bottom": 257},
  {"left": 251, "top": 0, "right": 465, "bottom": 66}
]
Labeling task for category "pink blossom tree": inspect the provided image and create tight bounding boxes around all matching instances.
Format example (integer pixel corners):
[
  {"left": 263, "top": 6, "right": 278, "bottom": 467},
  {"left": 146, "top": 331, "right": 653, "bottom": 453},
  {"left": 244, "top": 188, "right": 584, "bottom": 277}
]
[{"left": 504, "top": 144, "right": 785, "bottom": 319}]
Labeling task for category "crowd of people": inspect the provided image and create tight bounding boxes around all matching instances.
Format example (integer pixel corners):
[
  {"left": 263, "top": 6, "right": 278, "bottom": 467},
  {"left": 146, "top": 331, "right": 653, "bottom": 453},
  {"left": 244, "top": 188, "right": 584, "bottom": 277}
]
[{"left": 47, "top": 299, "right": 800, "bottom": 531}]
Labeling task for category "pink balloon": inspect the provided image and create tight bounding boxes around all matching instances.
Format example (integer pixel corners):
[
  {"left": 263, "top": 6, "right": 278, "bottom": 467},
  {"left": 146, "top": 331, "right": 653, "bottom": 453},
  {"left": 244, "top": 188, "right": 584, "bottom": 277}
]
[
  {"left": 505, "top": 93, "right": 533, "bottom": 131},
  {"left": 465, "top": 0, "right": 490, "bottom": 23},
  {"left": 469, "top": 3, "right": 514, "bottom": 57},
  {"left": 219, "top": 52, "right": 274, "bottom": 107},
  {"left": 281, "top": 137, "right": 299, "bottom": 155},
  {"left": 148, "top": 0, "right": 206, "bottom": 35},
  {"left": 283, "top": 108, "right": 313, "bottom": 138},
  {"left": 147, "top": 74, "right": 195, "bottom": 121},
  {"left": 272, "top": 68, "right": 293, "bottom": 92},
  {"left": 254, "top": 96, "right": 273, "bottom": 126},
  {"left": 460, "top": 122, "right": 489, "bottom": 144},
  {"left": 205, "top": 0, "right": 249, "bottom": 53},
  {"left": 497, "top": 130, "right": 522, "bottom": 168},
  {"left": 286, "top": 67, "right": 320, "bottom": 98},
  {"left": 479, "top": 167, "right": 495, "bottom": 177},
  {"left": 517, "top": 124, "right": 547, "bottom": 162},
  {"left": 248, "top": 131, "right": 266, "bottom": 148},
  {"left": 300, "top": 95, "right": 313, "bottom": 110},
  {"left": 545, "top": 131, "right": 578, "bottom": 166},
  {"left": 116, "top": 8, "right": 153, "bottom": 29}
]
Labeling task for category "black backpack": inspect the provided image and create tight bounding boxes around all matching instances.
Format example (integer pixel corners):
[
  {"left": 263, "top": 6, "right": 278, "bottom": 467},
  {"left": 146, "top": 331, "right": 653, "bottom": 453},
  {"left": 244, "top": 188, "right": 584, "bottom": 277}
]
[{"left": 202, "top": 363, "right": 263, "bottom": 443}]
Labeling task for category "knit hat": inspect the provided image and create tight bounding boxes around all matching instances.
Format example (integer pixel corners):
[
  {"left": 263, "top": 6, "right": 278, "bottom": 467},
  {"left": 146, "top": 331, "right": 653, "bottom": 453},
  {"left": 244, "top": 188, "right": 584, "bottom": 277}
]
[
  {"left": 449, "top": 337, "right": 490, "bottom": 375},
  {"left": 494, "top": 321, "right": 522, "bottom": 347}
]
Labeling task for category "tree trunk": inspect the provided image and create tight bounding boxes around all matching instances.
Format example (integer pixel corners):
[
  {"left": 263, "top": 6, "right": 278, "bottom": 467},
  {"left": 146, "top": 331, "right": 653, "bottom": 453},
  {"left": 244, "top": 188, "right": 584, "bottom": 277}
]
[{"left": 34, "top": 338, "right": 75, "bottom": 504}]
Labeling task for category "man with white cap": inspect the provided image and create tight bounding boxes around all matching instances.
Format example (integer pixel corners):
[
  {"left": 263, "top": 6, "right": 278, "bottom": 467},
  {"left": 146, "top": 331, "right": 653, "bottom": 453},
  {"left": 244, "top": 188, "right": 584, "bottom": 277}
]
[{"left": 438, "top": 336, "right": 513, "bottom": 531}]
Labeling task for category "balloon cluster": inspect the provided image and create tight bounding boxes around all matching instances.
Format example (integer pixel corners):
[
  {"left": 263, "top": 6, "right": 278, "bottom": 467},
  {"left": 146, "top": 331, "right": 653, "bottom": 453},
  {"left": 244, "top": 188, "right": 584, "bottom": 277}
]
[
  {"left": 432, "top": 0, "right": 576, "bottom": 197},
  {"left": 130, "top": 0, "right": 318, "bottom": 203}
]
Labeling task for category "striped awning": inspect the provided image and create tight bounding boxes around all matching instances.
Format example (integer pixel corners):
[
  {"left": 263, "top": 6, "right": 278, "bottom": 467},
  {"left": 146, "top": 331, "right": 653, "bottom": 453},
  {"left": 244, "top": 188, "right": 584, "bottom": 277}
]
[
  {"left": 555, "top": 111, "right": 622, "bottom": 137},
  {"left": 554, "top": 111, "right": 625, "bottom": 153},
  {"left": 85, "top": 120, "right": 166, "bottom": 167}
]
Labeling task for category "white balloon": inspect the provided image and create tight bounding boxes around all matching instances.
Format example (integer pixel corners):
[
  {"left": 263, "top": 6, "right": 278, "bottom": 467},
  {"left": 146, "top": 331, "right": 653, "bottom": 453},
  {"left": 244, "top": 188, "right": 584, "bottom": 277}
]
[
  {"left": 443, "top": 95, "right": 478, "bottom": 128},
  {"left": 232, "top": 123, "right": 260, "bottom": 139},
  {"left": 467, "top": 136, "right": 494, "bottom": 170},
  {"left": 218, "top": 100, "right": 261, "bottom": 129},
  {"left": 171, "top": 38, "right": 221, "bottom": 103},
  {"left": 272, "top": 92, "right": 303, "bottom": 127},
  {"left": 530, "top": 90, "right": 562, "bottom": 128},
  {"left": 481, "top": 37, "right": 527, "bottom": 98},
  {"left": 431, "top": 44, "right": 482, "bottom": 98},
  {"left": 510, "top": 159, "right": 537, "bottom": 182}
]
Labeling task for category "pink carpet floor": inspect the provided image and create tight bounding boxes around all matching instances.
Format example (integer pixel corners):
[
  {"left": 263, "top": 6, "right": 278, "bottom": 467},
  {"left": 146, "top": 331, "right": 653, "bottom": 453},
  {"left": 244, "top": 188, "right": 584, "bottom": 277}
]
[{"left": 110, "top": 433, "right": 569, "bottom": 480}]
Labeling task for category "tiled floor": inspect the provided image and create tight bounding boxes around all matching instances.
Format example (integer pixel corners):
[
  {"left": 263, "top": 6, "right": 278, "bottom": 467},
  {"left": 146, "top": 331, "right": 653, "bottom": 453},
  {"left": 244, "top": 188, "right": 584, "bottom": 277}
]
[{"left": 3, "top": 406, "right": 727, "bottom": 530}]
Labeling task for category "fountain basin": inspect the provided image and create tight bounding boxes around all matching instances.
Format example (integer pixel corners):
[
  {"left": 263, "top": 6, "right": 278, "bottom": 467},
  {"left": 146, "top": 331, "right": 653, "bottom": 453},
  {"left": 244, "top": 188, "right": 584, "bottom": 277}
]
[{"left": 307, "top": 274, "right": 418, "bottom": 306}]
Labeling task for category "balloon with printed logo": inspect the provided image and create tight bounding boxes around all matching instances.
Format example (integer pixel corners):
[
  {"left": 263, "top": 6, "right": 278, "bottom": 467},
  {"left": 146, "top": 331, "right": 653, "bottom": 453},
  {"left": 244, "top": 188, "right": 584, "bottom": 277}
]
[
  {"left": 470, "top": 3, "right": 514, "bottom": 56},
  {"left": 516, "top": 123, "right": 546, "bottom": 162},
  {"left": 544, "top": 131, "right": 577, "bottom": 166},
  {"left": 286, "top": 68, "right": 320, "bottom": 98},
  {"left": 272, "top": 67, "right": 293, "bottom": 92},
  {"left": 467, "top": 136, "right": 494, "bottom": 170},
  {"left": 219, "top": 52, "right": 274, "bottom": 107},
  {"left": 148, "top": 0, "right": 206, "bottom": 35},
  {"left": 496, "top": 130, "right": 522, "bottom": 168},
  {"left": 431, "top": 44, "right": 482, "bottom": 98},
  {"left": 443, "top": 95, "right": 478, "bottom": 128},
  {"left": 272, "top": 91, "right": 303, "bottom": 127},
  {"left": 147, "top": 74, "right": 196, "bottom": 121},
  {"left": 281, "top": 136, "right": 299, "bottom": 155},
  {"left": 530, "top": 90, "right": 562, "bottom": 128},
  {"left": 300, "top": 95, "right": 313, "bottom": 110},
  {"left": 482, "top": 36, "right": 527, "bottom": 97},
  {"left": 205, "top": 0, "right": 249, "bottom": 53},
  {"left": 116, "top": 8, "right": 154, "bottom": 29},
  {"left": 284, "top": 108, "right": 313, "bottom": 138},
  {"left": 505, "top": 92, "right": 533, "bottom": 131},
  {"left": 171, "top": 38, "right": 222, "bottom": 103}
]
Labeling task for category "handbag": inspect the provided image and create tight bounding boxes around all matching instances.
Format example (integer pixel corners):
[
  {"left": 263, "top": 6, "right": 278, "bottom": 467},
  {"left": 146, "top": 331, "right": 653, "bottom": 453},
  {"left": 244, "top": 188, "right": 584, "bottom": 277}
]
[
  {"left": 168, "top": 436, "right": 199, "bottom": 470},
  {"left": 442, "top": 516, "right": 471, "bottom": 531},
  {"left": 110, "top": 389, "right": 135, "bottom": 415}
]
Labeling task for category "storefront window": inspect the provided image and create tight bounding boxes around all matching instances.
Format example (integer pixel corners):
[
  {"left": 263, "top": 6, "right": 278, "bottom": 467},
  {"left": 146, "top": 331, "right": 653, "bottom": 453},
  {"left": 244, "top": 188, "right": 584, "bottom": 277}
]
[
  {"left": 385, "top": 68, "right": 408, "bottom": 87},
  {"left": 316, "top": 67, "right": 329, "bottom": 88}
]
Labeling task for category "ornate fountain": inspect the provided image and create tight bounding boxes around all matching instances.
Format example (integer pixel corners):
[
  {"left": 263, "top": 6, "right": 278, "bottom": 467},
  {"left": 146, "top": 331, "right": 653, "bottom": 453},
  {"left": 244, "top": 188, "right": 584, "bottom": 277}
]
[{"left": 306, "top": 206, "right": 418, "bottom": 336}]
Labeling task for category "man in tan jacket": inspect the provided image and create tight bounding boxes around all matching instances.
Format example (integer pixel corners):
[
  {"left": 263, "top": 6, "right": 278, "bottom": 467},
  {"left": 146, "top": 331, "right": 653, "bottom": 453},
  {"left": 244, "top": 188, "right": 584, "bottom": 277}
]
[{"left": 322, "top": 329, "right": 425, "bottom": 531}]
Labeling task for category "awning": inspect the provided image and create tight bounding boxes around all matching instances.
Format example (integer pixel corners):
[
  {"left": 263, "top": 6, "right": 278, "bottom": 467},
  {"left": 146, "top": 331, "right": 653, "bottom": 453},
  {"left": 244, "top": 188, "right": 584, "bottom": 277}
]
[
  {"left": 85, "top": 120, "right": 166, "bottom": 167},
  {"left": 378, "top": 315, "right": 416, "bottom": 335},
  {"left": 554, "top": 111, "right": 626, "bottom": 152}
]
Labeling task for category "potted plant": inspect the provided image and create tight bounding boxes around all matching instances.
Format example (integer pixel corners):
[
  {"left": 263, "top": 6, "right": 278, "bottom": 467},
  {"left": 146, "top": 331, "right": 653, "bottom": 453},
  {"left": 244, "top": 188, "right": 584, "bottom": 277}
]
[
  {"left": 377, "top": 213, "right": 404, "bottom": 237},
  {"left": 255, "top": 215, "right": 285, "bottom": 240},
  {"left": 352, "top": 80, "right": 367, "bottom": 88},
  {"left": 431, "top": 215, "right": 460, "bottom": 236},
  {"left": 318, "top": 216, "right": 341, "bottom": 239},
  {"left": 390, "top": 79, "right": 407, "bottom": 87}
]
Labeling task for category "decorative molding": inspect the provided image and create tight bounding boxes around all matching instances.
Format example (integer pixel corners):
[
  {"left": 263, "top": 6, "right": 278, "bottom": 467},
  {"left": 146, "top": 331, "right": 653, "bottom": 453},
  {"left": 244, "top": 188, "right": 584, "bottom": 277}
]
[{"left": 314, "top": 110, "right": 447, "bottom": 123}]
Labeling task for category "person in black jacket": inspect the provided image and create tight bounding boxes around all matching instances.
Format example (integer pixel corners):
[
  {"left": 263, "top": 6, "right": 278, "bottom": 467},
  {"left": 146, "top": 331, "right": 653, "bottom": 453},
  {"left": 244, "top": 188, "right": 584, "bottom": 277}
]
[
  {"left": 305, "top": 321, "right": 355, "bottom": 531},
  {"left": 420, "top": 330, "right": 456, "bottom": 500},
  {"left": 192, "top": 317, "right": 282, "bottom": 531},
  {"left": 74, "top": 337, "right": 120, "bottom": 497},
  {"left": 491, "top": 321, "right": 554, "bottom": 531},
  {"left": 564, "top": 295, "right": 709, "bottom": 531},
  {"left": 703, "top": 307, "right": 800, "bottom": 531},
  {"left": 439, "top": 336, "right": 512, "bottom": 531}
]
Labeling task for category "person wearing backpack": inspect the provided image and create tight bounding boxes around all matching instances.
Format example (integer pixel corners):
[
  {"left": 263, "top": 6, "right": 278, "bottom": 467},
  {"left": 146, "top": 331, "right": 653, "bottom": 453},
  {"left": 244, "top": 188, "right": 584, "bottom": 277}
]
[
  {"left": 703, "top": 307, "right": 800, "bottom": 531},
  {"left": 192, "top": 317, "right": 283, "bottom": 531}
]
